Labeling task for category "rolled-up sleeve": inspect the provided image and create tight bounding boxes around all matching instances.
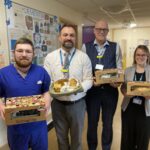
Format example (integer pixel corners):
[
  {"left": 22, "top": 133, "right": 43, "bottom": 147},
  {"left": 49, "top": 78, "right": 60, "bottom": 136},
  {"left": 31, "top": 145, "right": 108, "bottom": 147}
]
[
  {"left": 42, "top": 69, "right": 51, "bottom": 93},
  {"left": 116, "top": 43, "right": 123, "bottom": 69},
  {"left": 81, "top": 44, "right": 86, "bottom": 53},
  {"left": 81, "top": 54, "right": 93, "bottom": 92}
]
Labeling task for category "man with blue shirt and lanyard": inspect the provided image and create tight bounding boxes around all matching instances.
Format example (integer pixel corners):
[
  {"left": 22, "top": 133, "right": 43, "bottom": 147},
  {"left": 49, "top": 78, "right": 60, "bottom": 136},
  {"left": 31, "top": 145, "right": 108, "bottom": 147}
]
[
  {"left": 0, "top": 38, "right": 51, "bottom": 150},
  {"left": 44, "top": 24, "right": 93, "bottom": 150},
  {"left": 82, "top": 20, "right": 122, "bottom": 150}
]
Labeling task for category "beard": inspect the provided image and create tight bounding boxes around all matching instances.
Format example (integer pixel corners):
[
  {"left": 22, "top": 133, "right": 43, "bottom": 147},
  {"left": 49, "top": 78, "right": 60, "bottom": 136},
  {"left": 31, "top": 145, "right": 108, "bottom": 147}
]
[
  {"left": 62, "top": 40, "right": 74, "bottom": 49},
  {"left": 14, "top": 57, "right": 32, "bottom": 68}
]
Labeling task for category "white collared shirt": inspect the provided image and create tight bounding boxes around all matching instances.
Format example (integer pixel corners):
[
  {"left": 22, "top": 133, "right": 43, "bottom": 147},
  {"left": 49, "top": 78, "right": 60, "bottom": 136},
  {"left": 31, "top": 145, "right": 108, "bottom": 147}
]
[{"left": 44, "top": 48, "right": 93, "bottom": 101}]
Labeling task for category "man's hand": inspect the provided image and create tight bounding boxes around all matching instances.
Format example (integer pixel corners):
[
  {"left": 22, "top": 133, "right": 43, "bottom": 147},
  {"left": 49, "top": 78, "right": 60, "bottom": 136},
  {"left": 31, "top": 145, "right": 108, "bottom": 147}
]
[
  {"left": 77, "top": 86, "right": 84, "bottom": 93},
  {"left": 110, "top": 82, "right": 122, "bottom": 88},
  {"left": 45, "top": 98, "right": 52, "bottom": 116},
  {"left": 43, "top": 92, "right": 52, "bottom": 117},
  {"left": 121, "top": 86, "right": 133, "bottom": 98},
  {"left": 0, "top": 102, "right": 5, "bottom": 120},
  {"left": 93, "top": 77, "right": 102, "bottom": 87}
]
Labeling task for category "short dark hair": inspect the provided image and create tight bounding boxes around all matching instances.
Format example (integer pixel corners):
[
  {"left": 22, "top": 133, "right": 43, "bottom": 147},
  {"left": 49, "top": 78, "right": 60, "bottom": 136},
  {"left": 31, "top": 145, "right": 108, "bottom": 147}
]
[
  {"left": 14, "top": 37, "right": 34, "bottom": 51},
  {"left": 59, "top": 24, "right": 76, "bottom": 34},
  {"left": 133, "top": 45, "right": 150, "bottom": 64}
]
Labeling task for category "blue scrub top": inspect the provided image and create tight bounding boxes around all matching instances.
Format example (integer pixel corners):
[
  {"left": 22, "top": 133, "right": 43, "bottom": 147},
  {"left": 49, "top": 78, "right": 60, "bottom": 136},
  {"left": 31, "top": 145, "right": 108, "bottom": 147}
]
[{"left": 0, "top": 64, "right": 50, "bottom": 134}]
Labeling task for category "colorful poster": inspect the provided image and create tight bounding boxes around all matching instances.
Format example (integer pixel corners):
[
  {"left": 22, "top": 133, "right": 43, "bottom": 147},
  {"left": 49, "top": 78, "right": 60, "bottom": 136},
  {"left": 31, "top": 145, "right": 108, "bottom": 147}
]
[{"left": 6, "top": 2, "right": 60, "bottom": 65}]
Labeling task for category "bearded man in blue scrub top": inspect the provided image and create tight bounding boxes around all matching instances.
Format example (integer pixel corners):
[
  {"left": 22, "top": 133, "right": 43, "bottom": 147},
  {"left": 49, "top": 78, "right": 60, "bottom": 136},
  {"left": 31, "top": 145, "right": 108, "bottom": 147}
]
[{"left": 0, "top": 38, "right": 51, "bottom": 150}]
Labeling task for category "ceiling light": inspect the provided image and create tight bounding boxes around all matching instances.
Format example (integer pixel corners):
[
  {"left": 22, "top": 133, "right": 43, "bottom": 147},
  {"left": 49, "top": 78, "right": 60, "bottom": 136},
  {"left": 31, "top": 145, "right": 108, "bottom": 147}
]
[{"left": 129, "top": 23, "right": 137, "bottom": 28}]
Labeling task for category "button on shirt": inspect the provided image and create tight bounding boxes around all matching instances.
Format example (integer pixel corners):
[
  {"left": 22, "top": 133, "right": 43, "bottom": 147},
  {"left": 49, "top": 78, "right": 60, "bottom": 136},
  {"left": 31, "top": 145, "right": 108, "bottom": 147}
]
[{"left": 44, "top": 48, "right": 93, "bottom": 101}]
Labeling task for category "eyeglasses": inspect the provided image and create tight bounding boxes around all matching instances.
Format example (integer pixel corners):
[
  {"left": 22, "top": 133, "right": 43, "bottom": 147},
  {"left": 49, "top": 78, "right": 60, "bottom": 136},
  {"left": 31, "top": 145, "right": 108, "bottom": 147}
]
[
  {"left": 94, "top": 28, "right": 109, "bottom": 33},
  {"left": 136, "top": 54, "right": 147, "bottom": 57}
]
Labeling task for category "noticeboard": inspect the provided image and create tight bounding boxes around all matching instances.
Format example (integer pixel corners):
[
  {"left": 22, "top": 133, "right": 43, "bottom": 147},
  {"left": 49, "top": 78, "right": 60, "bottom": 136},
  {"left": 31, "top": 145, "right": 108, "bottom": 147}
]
[{"left": 6, "top": 2, "right": 60, "bottom": 65}]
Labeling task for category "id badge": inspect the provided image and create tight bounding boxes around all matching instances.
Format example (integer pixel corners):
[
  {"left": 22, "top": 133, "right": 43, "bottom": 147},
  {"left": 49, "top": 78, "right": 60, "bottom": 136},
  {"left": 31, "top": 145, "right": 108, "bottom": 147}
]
[
  {"left": 133, "top": 97, "right": 142, "bottom": 105},
  {"left": 61, "top": 69, "right": 69, "bottom": 73},
  {"left": 95, "top": 64, "right": 104, "bottom": 70}
]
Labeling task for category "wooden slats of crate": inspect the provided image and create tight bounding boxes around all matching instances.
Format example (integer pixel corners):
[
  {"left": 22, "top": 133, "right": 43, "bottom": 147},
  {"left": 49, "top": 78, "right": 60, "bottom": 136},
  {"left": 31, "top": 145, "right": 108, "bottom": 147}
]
[
  {"left": 127, "top": 81, "right": 150, "bottom": 96},
  {"left": 4, "top": 95, "right": 46, "bottom": 125},
  {"left": 95, "top": 69, "right": 124, "bottom": 84}
]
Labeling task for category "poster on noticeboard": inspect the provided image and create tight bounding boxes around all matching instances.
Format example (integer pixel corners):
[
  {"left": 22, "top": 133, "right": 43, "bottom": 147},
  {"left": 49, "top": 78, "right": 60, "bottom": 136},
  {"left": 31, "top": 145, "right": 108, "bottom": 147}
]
[{"left": 5, "top": 2, "right": 61, "bottom": 65}]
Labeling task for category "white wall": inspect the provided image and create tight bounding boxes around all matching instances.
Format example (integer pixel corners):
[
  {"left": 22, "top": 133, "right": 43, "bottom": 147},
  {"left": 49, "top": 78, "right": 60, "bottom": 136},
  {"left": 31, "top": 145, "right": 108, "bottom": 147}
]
[
  {"left": 13, "top": 0, "right": 83, "bottom": 24},
  {"left": 113, "top": 27, "right": 150, "bottom": 67}
]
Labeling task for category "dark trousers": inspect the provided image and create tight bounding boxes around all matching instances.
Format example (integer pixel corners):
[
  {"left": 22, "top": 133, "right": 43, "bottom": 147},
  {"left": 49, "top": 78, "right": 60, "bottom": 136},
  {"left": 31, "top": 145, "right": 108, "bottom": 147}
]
[
  {"left": 86, "top": 85, "right": 118, "bottom": 150},
  {"left": 121, "top": 100, "right": 150, "bottom": 150}
]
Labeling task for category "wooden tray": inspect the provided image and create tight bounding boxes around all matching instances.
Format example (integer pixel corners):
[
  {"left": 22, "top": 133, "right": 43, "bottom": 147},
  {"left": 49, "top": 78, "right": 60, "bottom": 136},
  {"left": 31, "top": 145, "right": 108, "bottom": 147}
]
[
  {"left": 95, "top": 69, "right": 124, "bottom": 84},
  {"left": 4, "top": 95, "right": 46, "bottom": 125},
  {"left": 50, "top": 78, "right": 83, "bottom": 96},
  {"left": 50, "top": 84, "right": 83, "bottom": 96},
  {"left": 127, "top": 81, "right": 150, "bottom": 96}
]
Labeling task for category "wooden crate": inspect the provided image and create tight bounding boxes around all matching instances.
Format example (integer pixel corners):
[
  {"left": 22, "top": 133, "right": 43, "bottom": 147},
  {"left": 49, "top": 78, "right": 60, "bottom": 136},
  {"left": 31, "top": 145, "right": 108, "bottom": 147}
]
[
  {"left": 4, "top": 95, "right": 46, "bottom": 125},
  {"left": 127, "top": 81, "right": 150, "bottom": 96},
  {"left": 95, "top": 69, "right": 124, "bottom": 84}
]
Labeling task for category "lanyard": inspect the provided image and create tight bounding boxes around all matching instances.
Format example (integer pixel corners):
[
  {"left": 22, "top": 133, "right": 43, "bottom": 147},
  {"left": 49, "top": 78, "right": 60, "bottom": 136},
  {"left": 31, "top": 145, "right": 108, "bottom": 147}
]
[
  {"left": 60, "top": 49, "right": 76, "bottom": 68},
  {"left": 97, "top": 49, "right": 105, "bottom": 58},
  {"left": 134, "top": 72, "right": 144, "bottom": 81},
  {"left": 95, "top": 45, "right": 106, "bottom": 65},
  {"left": 95, "top": 45, "right": 106, "bottom": 59}
]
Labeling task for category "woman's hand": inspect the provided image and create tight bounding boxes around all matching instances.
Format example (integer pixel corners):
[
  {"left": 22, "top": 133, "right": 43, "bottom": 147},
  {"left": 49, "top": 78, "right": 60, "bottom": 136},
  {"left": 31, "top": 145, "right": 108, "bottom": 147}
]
[
  {"left": 144, "top": 96, "right": 150, "bottom": 100},
  {"left": 110, "top": 82, "right": 122, "bottom": 88}
]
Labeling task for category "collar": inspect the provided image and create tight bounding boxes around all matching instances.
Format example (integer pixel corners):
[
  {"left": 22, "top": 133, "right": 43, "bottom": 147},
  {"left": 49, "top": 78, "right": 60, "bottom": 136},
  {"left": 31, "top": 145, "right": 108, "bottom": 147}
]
[
  {"left": 133, "top": 64, "right": 148, "bottom": 69},
  {"left": 13, "top": 63, "right": 31, "bottom": 73},
  {"left": 13, "top": 63, "right": 32, "bottom": 78},
  {"left": 61, "top": 47, "right": 75, "bottom": 56},
  {"left": 93, "top": 39, "right": 109, "bottom": 48}
]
